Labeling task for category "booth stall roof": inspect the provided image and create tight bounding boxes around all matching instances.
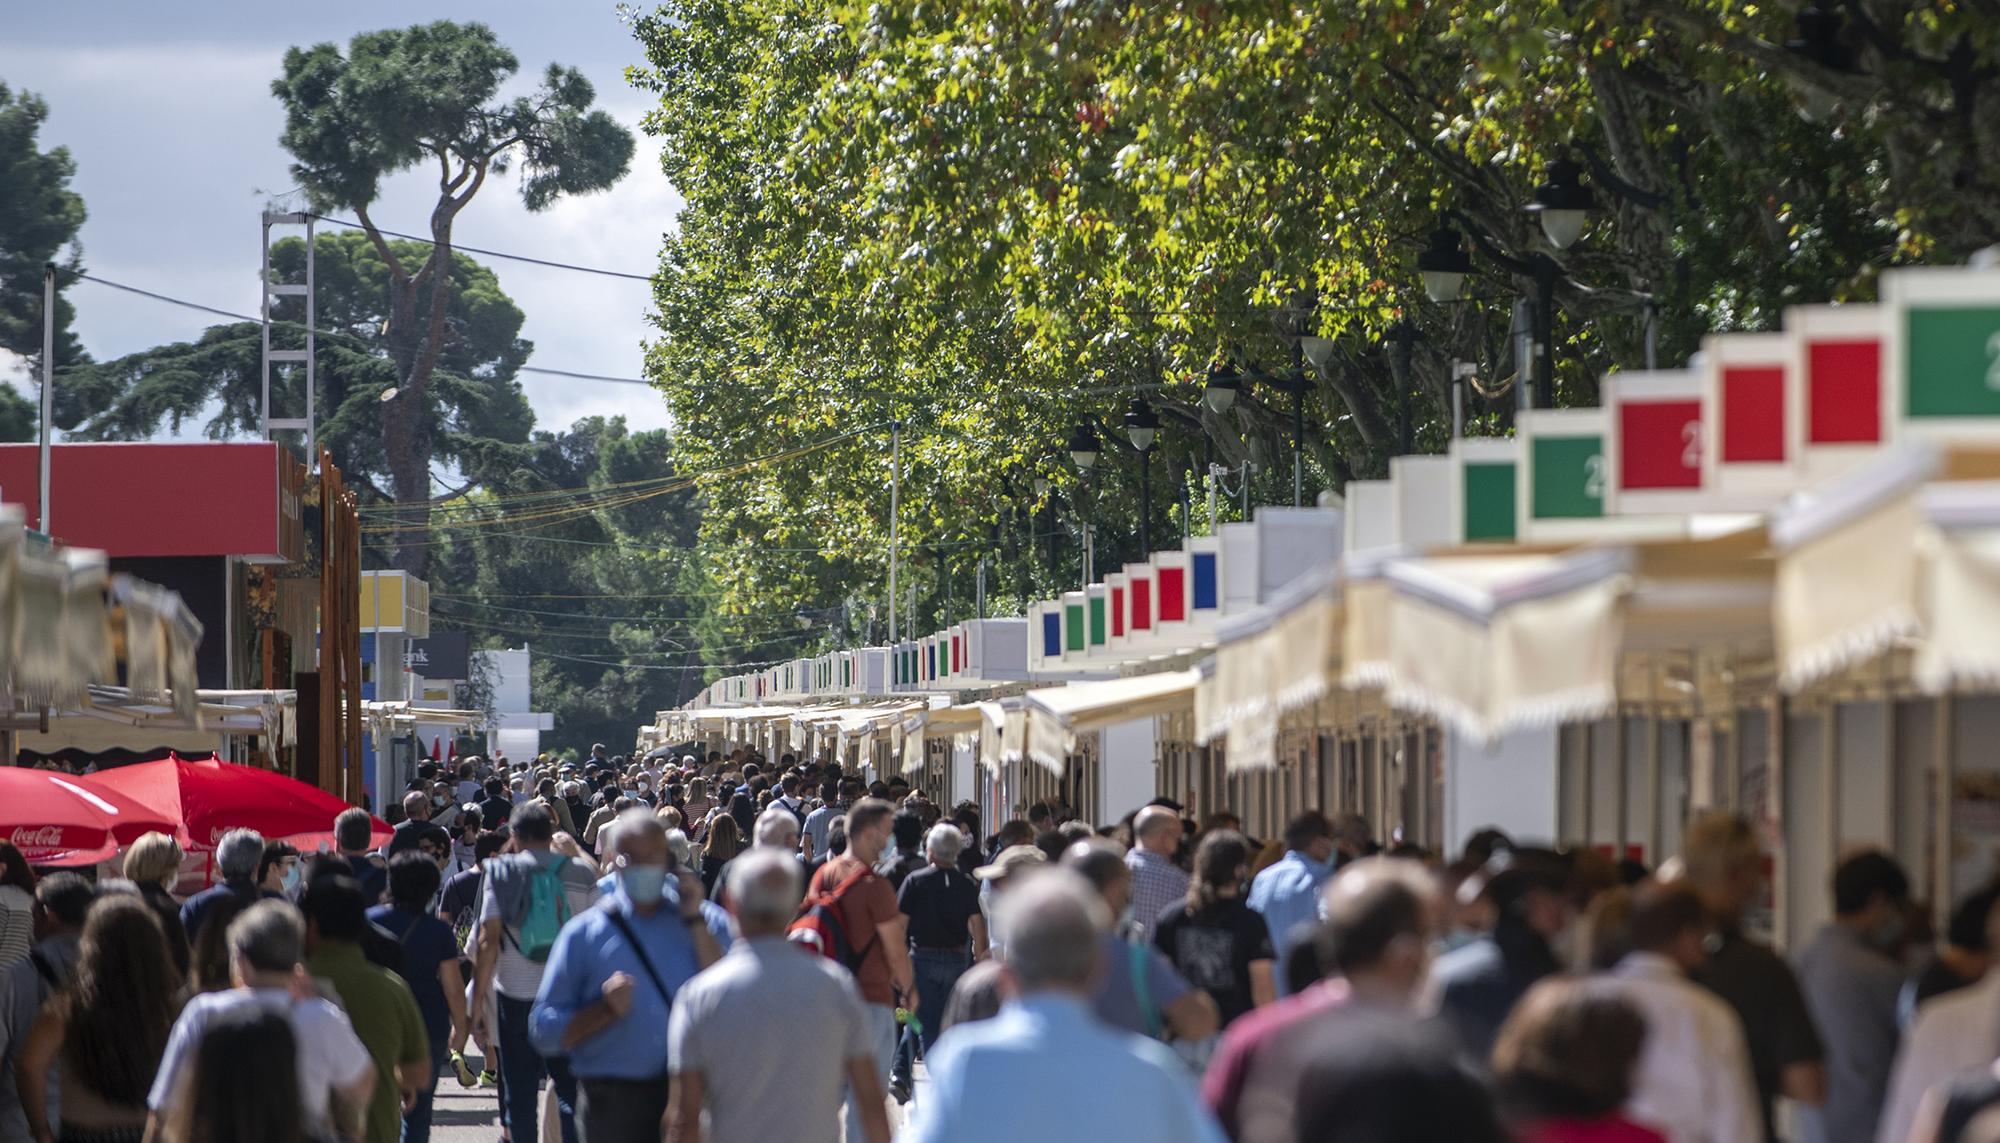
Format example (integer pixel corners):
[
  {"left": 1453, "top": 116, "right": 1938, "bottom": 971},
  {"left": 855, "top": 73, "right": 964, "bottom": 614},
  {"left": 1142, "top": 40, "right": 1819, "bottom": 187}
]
[{"left": 1021, "top": 670, "right": 1201, "bottom": 776}]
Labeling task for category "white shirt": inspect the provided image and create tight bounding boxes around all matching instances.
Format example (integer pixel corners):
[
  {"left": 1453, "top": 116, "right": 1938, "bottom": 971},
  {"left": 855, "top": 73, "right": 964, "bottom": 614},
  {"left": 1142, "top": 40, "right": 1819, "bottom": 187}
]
[
  {"left": 1876, "top": 971, "right": 2000, "bottom": 1143},
  {"left": 147, "top": 987, "right": 373, "bottom": 1137},
  {"left": 1600, "top": 953, "right": 1762, "bottom": 1143}
]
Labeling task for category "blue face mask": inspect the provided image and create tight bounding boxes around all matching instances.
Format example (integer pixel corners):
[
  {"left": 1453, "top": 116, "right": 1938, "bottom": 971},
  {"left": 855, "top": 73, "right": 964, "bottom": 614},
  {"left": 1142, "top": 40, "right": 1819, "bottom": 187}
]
[
  {"left": 281, "top": 864, "right": 301, "bottom": 894},
  {"left": 621, "top": 865, "right": 668, "bottom": 906}
]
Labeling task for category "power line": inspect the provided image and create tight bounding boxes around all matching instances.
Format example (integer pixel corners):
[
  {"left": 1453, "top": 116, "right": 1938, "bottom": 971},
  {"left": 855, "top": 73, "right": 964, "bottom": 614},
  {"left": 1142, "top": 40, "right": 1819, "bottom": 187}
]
[
  {"left": 311, "top": 214, "right": 661, "bottom": 284},
  {"left": 68, "top": 272, "right": 653, "bottom": 386}
]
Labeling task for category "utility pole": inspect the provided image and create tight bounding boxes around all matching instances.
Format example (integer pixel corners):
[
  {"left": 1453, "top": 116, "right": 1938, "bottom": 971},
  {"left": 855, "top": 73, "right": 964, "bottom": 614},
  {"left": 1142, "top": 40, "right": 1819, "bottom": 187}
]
[{"left": 39, "top": 262, "right": 55, "bottom": 534}]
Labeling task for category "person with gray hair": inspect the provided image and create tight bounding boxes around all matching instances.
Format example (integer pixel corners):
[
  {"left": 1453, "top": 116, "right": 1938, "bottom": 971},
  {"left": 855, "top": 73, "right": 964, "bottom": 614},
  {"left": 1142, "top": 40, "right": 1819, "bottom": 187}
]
[
  {"left": 177, "top": 828, "right": 281, "bottom": 946},
  {"left": 146, "top": 900, "right": 377, "bottom": 1143},
  {"left": 895, "top": 824, "right": 986, "bottom": 1061},
  {"left": 666, "top": 849, "right": 890, "bottom": 1143},
  {"left": 1125, "top": 805, "right": 1189, "bottom": 944},
  {"left": 903, "top": 870, "right": 1227, "bottom": 1143},
  {"left": 752, "top": 806, "right": 802, "bottom": 854}
]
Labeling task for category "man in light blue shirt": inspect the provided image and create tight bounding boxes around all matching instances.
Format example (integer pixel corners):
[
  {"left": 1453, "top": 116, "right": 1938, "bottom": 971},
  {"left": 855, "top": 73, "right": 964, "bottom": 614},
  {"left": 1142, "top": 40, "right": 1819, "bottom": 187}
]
[
  {"left": 905, "top": 868, "right": 1226, "bottom": 1143},
  {"left": 531, "top": 812, "right": 721, "bottom": 1142},
  {"left": 1246, "top": 812, "right": 1336, "bottom": 997}
]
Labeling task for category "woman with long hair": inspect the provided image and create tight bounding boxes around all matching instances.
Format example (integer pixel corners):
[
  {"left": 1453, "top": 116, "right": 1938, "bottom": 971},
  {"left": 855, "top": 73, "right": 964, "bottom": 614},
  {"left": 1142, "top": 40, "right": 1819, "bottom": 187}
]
[
  {"left": 122, "top": 832, "right": 191, "bottom": 980},
  {"left": 165, "top": 1007, "right": 306, "bottom": 1143},
  {"left": 1150, "top": 829, "right": 1276, "bottom": 1037},
  {"left": 187, "top": 895, "right": 250, "bottom": 995},
  {"left": 19, "top": 896, "right": 182, "bottom": 1143},
  {"left": 699, "top": 814, "right": 742, "bottom": 895},
  {"left": 681, "top": 777, "right": 714, "bottom": 842},
  {"left": 727, "top": 792, "right": 757, "bottom": 840},
  {"left": 0, "top": 841, "right": 39, "bottom": 967}
]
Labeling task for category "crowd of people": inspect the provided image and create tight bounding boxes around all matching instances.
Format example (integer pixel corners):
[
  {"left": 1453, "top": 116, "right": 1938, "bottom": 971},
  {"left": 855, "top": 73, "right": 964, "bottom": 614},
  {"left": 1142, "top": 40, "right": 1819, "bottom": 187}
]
[{"left": 0, "top": 742, "right": 1990, "bottom": 1142}]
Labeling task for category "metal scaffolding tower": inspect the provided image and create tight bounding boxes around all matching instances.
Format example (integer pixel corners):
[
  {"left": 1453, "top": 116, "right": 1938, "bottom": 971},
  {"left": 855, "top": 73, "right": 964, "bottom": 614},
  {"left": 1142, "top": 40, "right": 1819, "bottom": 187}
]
[{"left": 260, "top": 211, "right": 316, "bottom": 462}]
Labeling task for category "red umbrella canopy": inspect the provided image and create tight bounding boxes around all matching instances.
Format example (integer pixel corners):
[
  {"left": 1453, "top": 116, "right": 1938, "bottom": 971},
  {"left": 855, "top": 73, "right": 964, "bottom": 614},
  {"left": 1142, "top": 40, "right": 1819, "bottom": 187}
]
[
  {"left": 0, "top": 768, "right": 176, "bottom": 867},
  {"left": 85, "top": 755, "right": 390, "bottom": 854}
]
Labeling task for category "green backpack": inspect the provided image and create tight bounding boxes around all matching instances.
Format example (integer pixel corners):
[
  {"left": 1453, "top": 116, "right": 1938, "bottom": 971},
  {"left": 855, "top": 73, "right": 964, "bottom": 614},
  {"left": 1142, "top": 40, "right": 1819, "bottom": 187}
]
[{"left": 512, "top": 856, "right": 573, "bottom": 963}]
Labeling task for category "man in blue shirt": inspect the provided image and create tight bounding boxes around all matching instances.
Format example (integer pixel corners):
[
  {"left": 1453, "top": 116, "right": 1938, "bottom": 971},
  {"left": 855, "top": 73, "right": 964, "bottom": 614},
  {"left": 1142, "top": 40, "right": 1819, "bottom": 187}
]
[
  {"left": 1246, "top": 812, "right": 1337, "bottom": 997},
  {"left": 905, "top": 868, "right": 1226, "bottom": 1143},
  {"left": 531, "top": 811, "right": 720, "bottom": 1143}
]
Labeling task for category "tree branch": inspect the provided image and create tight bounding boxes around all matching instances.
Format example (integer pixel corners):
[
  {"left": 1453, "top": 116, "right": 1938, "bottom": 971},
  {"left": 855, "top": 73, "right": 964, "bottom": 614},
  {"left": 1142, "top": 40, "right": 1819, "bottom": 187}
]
[{"left": 352, "top": 205, "right": 411, "bottom": 284}]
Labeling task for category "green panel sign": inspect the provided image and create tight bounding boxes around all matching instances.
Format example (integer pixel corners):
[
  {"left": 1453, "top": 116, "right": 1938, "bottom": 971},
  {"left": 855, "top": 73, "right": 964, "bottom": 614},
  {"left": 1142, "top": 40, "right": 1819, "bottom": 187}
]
[
  {"left": 1065, "top": 604, "right": 1086, "bottom": 652},
  {"left": 1088, "top": 596, "right": 1106, "bottom": 646},
  {"left": 1463, "top": 461, "right": 1517, "bottom": 541},
  {"left": 1905, "top": 305, "right": 2000, "bottom": 418},
  {"left": 1530, "top": 435, "right": 1605, "bottom": 520}
]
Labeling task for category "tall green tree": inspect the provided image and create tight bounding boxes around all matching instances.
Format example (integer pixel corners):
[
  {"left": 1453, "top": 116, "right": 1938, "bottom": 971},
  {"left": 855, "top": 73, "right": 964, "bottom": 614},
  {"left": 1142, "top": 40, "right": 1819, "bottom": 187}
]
[
  {"left": 0, "top": 82, "right": 87, "bottom": 440},
  {"left": 273, "top": 21, "right": 635, "bottom": 576},
  {"left": 58, "top": 232, "right": 535, "bottom": 510},
  {"left": 630, "top": 0, "right": 1993, "bottom": 660}
]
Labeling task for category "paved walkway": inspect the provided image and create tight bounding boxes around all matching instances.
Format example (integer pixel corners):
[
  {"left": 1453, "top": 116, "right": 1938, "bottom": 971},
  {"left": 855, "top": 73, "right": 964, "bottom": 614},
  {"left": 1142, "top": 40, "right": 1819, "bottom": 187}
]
[{"left": 430, "top": 1047, "right": 917, "bottom": 1142}]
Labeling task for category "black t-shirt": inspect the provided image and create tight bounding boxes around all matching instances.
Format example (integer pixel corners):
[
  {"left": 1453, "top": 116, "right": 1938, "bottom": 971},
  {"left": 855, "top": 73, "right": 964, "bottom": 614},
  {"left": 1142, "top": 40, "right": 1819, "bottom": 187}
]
[
  {"left": 1151, "top": 897, "right": 1275, "bottom": 1027},
  {"left": 480, "top": 796, "right": 515, "bottom": 829},
  {"left": 439, "top": 867, "right": 483, "bottom": 957},
  {"left": 898, "top": 865, "right": 982, "bottom": 951},
  {"left": 1692, "top": 926, "right": 1825, "bottom": 1142}
]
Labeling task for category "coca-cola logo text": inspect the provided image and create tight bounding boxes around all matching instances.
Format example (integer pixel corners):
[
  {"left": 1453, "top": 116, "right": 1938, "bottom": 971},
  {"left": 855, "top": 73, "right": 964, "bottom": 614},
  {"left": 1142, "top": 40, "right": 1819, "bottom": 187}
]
[{"left": 9, "top": 827, "right": 64, "bottom": 849}]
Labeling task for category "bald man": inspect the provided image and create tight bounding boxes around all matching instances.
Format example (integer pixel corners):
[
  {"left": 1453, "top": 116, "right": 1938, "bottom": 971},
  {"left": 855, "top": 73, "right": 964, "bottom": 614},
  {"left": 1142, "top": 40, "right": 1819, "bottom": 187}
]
[{"left": 1123, "top": 807, "right": 1189, "bottom": 944}]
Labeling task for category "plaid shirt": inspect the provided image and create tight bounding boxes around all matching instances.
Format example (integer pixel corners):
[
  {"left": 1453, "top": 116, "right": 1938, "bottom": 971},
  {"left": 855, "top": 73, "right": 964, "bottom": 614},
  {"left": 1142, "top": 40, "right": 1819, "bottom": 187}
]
[{"left": 1124, "top": 847, "right": 1190, "bottom": 944}]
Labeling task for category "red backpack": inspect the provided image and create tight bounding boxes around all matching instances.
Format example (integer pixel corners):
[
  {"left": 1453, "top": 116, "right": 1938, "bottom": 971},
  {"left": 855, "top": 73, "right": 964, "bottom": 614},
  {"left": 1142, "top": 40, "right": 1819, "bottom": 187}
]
[{"left": 788, "top": 864, "right": 879, "bottom": 973}]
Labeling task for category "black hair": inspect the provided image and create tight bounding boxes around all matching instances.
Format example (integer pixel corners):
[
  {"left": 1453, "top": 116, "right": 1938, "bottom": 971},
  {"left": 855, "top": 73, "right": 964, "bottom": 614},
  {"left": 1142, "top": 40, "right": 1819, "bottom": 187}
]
[
  {"left": 473, "top": 829, "right": 510, "bottom": 864},
  {"left": 388, "top": 851, "right": 443, "bottom": 911},
  {"left": 1833, "top": 851, "right": 1910, "bottom": 916},
  {"left": 36, "top": 872, "right": 95, "bottom": 929},
  {"left": 1948, "top": 883, "right": 2000, "bottom": 951},
  {"left": 298, "top": 875, "right": 368, "bottom": 942}
]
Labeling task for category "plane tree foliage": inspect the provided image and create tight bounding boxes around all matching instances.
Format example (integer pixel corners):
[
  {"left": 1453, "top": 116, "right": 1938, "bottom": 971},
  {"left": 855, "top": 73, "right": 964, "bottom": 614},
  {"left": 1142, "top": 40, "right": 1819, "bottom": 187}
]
[{"left": 631, "top": 0, "right": 1999, "bottom": 673}]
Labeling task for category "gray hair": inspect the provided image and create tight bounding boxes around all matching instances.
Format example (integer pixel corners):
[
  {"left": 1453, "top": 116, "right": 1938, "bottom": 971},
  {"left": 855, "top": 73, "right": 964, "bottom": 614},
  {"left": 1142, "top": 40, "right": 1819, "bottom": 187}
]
[
  {"left": 665, "top": 829, "right": 693, "bottom": 868},
  {"left": 229, "top": 899, "right": 304, "bottom": 974},
  {"left": 215, "top": 828, "right": 267, "bottom": 881},
  {"left": 614, "top": 808, "right": 668, "bottom": 854},
  {"left": 1060, "top": 837, "right": 1130, "bottom": 898},
  {"left": 996, "top": 869, "right": 1106, "bottom": 990},
  {"left": 726, "top": 848, "right": 803, "bottom": 925},
  {"left": 754, "top": 807, "right": 800, "bottom": 849},
  {"left": 925, "top": 823, "right": 965, "bottom": 865}
]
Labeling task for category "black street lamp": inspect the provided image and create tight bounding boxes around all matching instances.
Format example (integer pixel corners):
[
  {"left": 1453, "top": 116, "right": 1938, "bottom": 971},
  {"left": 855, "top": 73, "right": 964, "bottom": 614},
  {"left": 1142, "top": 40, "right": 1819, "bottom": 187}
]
[
  {"left": 1123, "top": 396, "right": 1159, "bottom": 552},
  {"left": 1784, "top": 4, "right": 1859, "bottom": 121},
  {"left": 1066, "top": 421, "right": 1101, "bottom": 472},
  {"left": 1202, "top": 359, "right": 1241, "bottom": 414},
  {"left": 1425, "top": 155, "right": 1595, "bottom": 411}
]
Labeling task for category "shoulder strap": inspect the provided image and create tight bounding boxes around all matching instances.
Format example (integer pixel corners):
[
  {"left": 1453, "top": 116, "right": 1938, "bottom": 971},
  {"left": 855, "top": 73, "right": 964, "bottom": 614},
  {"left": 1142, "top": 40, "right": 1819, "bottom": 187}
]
[
  {"left": 26, "top": 949, "right": 60, "bottom": 992},
  {"left": 1128, "top": 941, "right": 1161, "bottom": 1039},
  {"left": 603, "top": 907, "right": 675, "bottom": 1007}
]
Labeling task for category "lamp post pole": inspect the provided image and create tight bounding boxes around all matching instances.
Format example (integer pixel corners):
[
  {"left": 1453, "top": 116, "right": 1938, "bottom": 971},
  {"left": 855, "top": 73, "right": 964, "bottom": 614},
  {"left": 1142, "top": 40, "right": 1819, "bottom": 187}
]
[{"left": 40, "top": 262, "right": 55, "bottom": 534}]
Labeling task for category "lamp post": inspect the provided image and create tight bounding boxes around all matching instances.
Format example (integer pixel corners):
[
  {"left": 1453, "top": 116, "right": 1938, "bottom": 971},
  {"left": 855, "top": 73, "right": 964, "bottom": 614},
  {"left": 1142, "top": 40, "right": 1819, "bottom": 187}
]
[
  {"left": 1385, "top": 322, "right": 1420, "bottom": 455},
  {"left": 1784, "top": 4, "right": 1859, "bottom": 121},
  {"left": 1202, "top": 359, "right": 1240, "bottom": 414},
  {"left": 1123, "top": 396, "right": 1159, "bottom": 553},
  {"left": 1066, "top": 421, "right": 1101, "bottom": 585},
  {"left": 1422, "top": 157, "right": 1596, "bottom": 412}
]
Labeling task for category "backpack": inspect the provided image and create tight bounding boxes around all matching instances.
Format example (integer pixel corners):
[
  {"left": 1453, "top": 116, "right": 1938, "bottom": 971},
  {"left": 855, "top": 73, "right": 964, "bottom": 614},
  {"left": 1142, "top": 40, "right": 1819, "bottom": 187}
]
[
  {"left": 788, "top": 864, "right": 879, "bottom": 973},
  {"left": 510, "top": 855, "right": 573, "bottom": 964}
]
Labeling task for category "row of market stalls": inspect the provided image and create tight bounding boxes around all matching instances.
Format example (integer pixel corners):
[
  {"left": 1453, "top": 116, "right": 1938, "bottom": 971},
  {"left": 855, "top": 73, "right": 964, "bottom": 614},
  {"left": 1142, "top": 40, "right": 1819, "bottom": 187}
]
[{"left": 655, "top": 261, "right": 2000, "bottom": 946}]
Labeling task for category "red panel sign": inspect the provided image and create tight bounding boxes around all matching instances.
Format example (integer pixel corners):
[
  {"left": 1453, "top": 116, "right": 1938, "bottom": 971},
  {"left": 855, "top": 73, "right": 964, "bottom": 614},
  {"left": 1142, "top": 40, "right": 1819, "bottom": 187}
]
[
  {"left": 951, "top": 635, "right": 961, "bottom": 672},
  {"left": 0, "top": 442, "right": 296, "bottom": 560},
  {"left": 1131, "top": 577, "right": 1152, "bottom": 630},
  {"left": 1109, "top": 587, "right": 1125, "bottom": 637},
  {"left": 1808, "top": 340, "right": 1882, "bottom": 444},
  {"left": 1721, "top": 366, "right": 1786, "bottom": 462},
  {"left": 1157, "top": 567, "right": 1187, "bottom": 622},
  {"left": 1618, "top": 401, "right": 1703, "bottom": 489}
]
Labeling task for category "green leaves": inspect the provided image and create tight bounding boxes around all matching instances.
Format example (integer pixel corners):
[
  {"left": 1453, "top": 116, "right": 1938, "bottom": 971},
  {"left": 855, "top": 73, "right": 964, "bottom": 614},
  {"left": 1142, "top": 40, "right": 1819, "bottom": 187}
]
[{"left": 0, "top": 82, "right": 87, "bottom": 366}]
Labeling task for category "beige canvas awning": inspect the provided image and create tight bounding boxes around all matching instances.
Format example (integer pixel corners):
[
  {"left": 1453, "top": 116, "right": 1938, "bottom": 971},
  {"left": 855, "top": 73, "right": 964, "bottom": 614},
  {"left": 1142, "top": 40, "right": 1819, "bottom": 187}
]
[
  {"left": 1021, "top": 670, "right": 1201, "bottom": 776},
  {"left": 1775, "top": 445, "right": 2000, "bottom": 693},
  {"left": 1202, "top": 563, "right": 1340, "bottom": 770}
]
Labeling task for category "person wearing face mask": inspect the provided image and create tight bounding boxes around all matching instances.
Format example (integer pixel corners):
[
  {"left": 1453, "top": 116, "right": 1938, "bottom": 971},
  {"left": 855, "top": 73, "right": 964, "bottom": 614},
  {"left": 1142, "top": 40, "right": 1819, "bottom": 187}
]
[
  {"left": 1791, "top": 851, "right": 1910, "bottom": 1143},
  {"left": 259, "top": 840, "right": 304, "bottom": 897},
  {"left": 1062, "top": 839, "right": 1220, "bottom": 1045},
  {"left": 529, "top": 810, "right": 719, "bottom": 1143},
  {"left": 1432, "top": 846, "right": 1578, "bottom": 1065}
]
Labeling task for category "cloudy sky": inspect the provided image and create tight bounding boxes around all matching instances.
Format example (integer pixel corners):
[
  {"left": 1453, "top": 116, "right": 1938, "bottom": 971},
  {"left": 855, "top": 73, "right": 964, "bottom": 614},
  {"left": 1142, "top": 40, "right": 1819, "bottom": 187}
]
[{"left": 0, "top": 0, "right": 677, "bottom": 435}]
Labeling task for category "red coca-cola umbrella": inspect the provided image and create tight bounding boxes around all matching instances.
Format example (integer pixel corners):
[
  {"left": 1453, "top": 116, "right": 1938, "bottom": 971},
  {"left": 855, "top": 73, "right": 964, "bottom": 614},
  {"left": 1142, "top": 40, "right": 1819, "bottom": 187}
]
[
  {"left": 0, "top": 768, "right": 176, "bottom": 867},
  {"left": 85, "top": 755, "right": 390, "bottom": 866}
]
